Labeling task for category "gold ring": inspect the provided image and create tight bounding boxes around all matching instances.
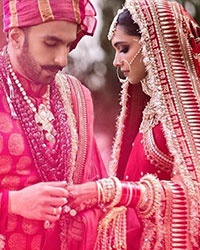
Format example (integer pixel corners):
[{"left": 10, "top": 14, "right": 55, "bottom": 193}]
[{"left": 53, "top": 207, "right": 56, "bottom": 216}]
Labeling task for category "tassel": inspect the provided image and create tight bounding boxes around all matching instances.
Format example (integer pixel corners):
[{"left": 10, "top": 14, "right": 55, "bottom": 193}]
[{"left": 95, "top": 206, "right": 127, "bottom": 250}]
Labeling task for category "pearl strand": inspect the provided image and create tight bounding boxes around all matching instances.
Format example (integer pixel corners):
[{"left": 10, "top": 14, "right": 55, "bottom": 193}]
[
  {"left": 8, "top": 63, "right": 37, "bottom": 113},
  {"left": 7, "top": 63, "right": 56, "bottom": 144}
]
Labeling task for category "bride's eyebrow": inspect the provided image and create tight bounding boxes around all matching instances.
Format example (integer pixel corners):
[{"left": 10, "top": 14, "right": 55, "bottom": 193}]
[{"left": 113, "top": 41, "right": 128, "bottom": 48}]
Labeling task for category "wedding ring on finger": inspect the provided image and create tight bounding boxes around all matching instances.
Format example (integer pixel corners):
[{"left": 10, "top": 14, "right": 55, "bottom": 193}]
[{"left": 53, "top": 207, "right": 56, "bottom": 216}]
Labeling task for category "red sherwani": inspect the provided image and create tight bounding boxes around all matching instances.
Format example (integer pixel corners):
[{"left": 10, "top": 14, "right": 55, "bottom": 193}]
[{"left": 0, "top": 69, "right": 106, "bottom": 250}]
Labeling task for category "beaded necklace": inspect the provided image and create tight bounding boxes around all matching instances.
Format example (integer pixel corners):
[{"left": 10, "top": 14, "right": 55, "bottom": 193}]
[
  {"left": 0, "top": 48, "right": 72, "bottom": 182},
  {"left": 0, "top": 47, "right": 82, "bottom": 250},
  {"left": 7, "top": 60, "right": 57, "bottom": 144}
]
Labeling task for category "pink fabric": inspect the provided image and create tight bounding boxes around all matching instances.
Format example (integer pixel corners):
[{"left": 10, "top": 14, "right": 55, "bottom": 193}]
[
  {"left": 3, "top": 0, "right": 97, "bottom": 50},
  {"left": 124, "top": 124, "right": 172, "bottom": 182},
  {"left": 0, "top": 78, "right": 45, "bottom": 249},
  {"left": 123, "top": 124, "right": 173, "bottom": 250},
  {"left": 116, "top": 84, "right": 172, "bottom": 250},
  {"left": 0, "top": 191, "right": 8, "bottom": 234},
  {"left": 0, "top": 70, "right": 106, "bottom": 249},
  {"left": 113, "top": 0, "right": 200, "bottom": 248},
  {"left": 42, "top": 78, "right": 107, "bottom": 250},
  {"left": 116, "top": 83, "right": 149, "bottom": 179},
  {"left": 65, "top": 76, "right": 107, "bottom": 250}
]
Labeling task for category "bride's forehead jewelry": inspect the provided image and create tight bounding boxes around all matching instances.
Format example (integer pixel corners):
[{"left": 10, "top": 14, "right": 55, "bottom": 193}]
[{"left": 108, "top": 8, "right": 125, "bottom": 41}]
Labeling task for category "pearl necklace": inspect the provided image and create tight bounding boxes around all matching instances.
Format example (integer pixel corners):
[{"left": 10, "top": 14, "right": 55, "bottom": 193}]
[{"left": 7, "top": 63, "right": 57, "bottom": 144}]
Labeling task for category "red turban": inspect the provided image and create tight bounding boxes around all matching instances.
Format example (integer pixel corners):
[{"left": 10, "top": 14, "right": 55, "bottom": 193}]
[{"left": 3, "top": 0, "right": 97, "bottom": 49}]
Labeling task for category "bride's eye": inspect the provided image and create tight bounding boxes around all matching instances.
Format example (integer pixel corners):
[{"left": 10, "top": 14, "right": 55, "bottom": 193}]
[{"left": 120, "top": 46, "right": 129, "bottom": 53}]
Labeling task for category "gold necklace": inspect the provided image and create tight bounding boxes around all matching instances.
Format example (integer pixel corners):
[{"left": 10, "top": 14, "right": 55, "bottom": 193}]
[{"left": 7, "top": 63, "right": 57, "bottom": 144}]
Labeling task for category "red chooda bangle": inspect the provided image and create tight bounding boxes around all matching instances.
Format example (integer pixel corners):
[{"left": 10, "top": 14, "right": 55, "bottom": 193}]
[{"left": 118, "top": 182, "right": 141, "bottom": 208}]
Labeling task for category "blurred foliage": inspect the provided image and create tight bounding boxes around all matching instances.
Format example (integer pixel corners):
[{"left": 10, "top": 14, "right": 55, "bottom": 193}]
[
  {"left": 98, "top": 0, "right": 123, "bottom": 93},
  {"left": 179, "top": 0, "right": 200, "bottom": 22}
]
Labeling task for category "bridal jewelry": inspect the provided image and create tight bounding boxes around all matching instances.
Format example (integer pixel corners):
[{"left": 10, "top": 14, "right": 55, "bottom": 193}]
[
  {"left": 116, "top": 66, "right": 128, "bottom": 84},
  {"left": 116, "top": 47, "right": 142, "bottom": 84},
  {"left": 7, "top": 63, "right": 57, "bottom": 144}
]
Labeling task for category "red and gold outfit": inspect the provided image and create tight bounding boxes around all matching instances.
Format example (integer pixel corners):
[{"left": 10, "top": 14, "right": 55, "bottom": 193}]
[
  {"left": 0, "top": 48, "right": 106, "bottom": 250},
  {"left": 0, "top": 1, "right": 106, "bottom": 249},
  {"left": 97, "top": 0, "right": 200, "bottom": 249}
]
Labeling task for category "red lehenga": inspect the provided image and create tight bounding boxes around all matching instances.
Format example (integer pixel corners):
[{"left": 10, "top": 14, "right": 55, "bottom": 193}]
[
  {"left": 0, "top": 48, "right": 106, "bottom": 250},
  {"left": 106, "top": 0, "right": 200, "bottom": 249}
]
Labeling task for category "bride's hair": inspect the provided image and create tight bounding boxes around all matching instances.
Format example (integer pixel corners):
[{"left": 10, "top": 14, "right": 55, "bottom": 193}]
[{"left": 117, "top": 9, "right": 141, "bottom": 37}]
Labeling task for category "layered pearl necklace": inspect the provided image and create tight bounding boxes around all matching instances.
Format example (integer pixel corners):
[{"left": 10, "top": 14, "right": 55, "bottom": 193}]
[{"left": 7, "top": 62, "right": 57, "bottom": 144}]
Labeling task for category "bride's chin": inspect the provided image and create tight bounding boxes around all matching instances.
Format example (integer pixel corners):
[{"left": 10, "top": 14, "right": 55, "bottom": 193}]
[{"left": 128, "top": 78, "right": 134, "bottom": 84}]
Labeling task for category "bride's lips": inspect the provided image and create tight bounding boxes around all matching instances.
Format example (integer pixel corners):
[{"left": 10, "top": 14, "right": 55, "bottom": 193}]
[{"left": 121, "top": 71, "right": 129, "bottom": 77}]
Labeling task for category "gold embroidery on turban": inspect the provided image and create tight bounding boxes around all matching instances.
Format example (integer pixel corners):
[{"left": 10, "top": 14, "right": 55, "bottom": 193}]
[
  {"left": 37, "top": 0, "right": 54, "bottom": 22},
  {"left": 9, "top": 0, "right": 18, "bottom": 28},
  {"left": 72, "top": 0, "right": 81, "bottom": 24}
]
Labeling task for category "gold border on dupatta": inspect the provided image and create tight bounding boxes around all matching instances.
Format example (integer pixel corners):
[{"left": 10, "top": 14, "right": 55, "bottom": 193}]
[
  {"left": 69, "top": 76, "right": 88, "bottom": 184},
  {"left": 55, "top": 73, "right": 89, "bottom": 249},
  {"left": 140, "top": 0, "right": 200, "bottom": 177},
  {"left": 9, "top": 0, "right": 18, "bottom": 28},
  {"left": 174, "top": 4, "right": 200, "bottom": 169},
  {"left": 37, "top": 0, "right": 54, "bottom": 22},
  {"left": 72, "top": 0, "right": 81, "bottom": 24},
  {"left": 132, "top": 0, "right": 200, "bottom": 247},
  {"left": 55, "top": 73, "right": 88, "bottom": 184},
  {"left": 55, "top": 73, "right": 78, "bottom": 185}
]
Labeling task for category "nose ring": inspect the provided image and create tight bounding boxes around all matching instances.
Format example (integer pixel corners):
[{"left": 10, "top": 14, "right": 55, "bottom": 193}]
[
  {"left": 116, "top": 59, "right": 131, "bottom": 84},
  {"left": 116, "top": 66, "right": 128, "bottom": 84}
]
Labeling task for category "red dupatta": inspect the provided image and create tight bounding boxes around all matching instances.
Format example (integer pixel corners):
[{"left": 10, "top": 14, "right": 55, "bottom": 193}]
[{"left": 108, "top": 0, "right": 200, "bottom": 248}]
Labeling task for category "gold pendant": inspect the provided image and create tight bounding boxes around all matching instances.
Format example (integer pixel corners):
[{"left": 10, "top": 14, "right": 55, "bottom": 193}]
[
  {"left": 35, "top": 104, "right": 56, "bottom": 143},
  {"left": 45, "top": 132, "right": 56, "bottom": 144}
]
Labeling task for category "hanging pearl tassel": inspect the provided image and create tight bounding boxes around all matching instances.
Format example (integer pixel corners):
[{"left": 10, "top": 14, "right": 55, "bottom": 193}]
[{"left": 95, "top": 206, "right": 127, "bottom": 250}]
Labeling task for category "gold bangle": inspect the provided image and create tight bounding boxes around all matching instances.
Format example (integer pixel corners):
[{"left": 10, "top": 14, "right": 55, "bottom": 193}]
[
  {"left": 137, "top": 174, "right": 162, "bottom": 218},
  {"left": 96, "top": 180, "right": 105, "bottom": 204},
  {"left": 106, "top": 177, "right": 122, "bottom": 209}
]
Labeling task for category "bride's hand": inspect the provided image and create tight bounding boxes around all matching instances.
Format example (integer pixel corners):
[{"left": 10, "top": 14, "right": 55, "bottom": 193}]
[{"left": 66, "top": 182, "right": 98, "bottom": 212}]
